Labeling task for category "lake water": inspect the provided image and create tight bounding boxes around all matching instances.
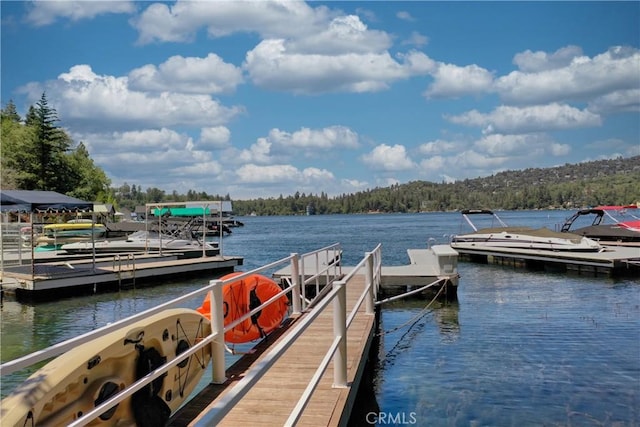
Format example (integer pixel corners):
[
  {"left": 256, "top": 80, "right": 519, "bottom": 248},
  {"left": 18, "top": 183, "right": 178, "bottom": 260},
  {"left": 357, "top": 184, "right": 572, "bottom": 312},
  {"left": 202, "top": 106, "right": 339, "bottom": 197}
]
[{"left": 1, "top": 211, "right": 639, "bottom": 425}]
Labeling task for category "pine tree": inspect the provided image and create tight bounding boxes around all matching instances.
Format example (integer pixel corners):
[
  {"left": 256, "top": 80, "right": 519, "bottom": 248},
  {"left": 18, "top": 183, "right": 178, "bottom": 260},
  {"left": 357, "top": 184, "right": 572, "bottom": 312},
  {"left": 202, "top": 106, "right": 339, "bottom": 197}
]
[
  {"left": 32, "top": 92, "right": 72, "bottom": 191},
  {"left": 1, "top": 100, "right": 21, "bottom": 122}
]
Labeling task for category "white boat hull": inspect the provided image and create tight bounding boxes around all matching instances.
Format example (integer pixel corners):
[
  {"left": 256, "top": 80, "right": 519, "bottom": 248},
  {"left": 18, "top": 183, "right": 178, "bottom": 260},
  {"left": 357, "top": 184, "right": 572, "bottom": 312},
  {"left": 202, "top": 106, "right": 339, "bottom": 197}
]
[{"left": 451, "top": 230, "right": 603, "bottom": 252}]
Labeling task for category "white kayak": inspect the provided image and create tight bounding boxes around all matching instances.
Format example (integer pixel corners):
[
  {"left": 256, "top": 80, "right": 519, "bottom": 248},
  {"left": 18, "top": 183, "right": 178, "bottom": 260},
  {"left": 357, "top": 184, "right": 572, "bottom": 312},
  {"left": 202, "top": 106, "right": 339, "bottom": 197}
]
[{"left": 0, "top": 308, "right": 212, "bottom": 426}]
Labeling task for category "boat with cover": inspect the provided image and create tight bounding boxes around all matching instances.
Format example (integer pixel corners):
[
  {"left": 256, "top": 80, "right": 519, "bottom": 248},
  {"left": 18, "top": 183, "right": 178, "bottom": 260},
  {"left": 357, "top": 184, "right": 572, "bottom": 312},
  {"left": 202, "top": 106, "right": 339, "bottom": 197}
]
[
  {"left": 560, "top": 205, "right": 640, "bottom": 246},
  {"left": 0, "top": 308, "right": 211, "bottom": 427},
  {"left": 60, "top": 230, "right": 218, "bottom": 254},
  {"left": 451, "top": 209, "right": 603, "bottom": 252}
]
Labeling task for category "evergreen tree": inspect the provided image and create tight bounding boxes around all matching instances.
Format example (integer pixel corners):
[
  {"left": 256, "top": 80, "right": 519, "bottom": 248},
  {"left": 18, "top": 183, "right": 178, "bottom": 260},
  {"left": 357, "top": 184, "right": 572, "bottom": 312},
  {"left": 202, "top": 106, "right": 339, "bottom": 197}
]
[
  {"left": 1, "top": 99, "right": 21, "bottom": 122},
  {"left": 32, "top": 92, "right": 72, "bottom": 191}
]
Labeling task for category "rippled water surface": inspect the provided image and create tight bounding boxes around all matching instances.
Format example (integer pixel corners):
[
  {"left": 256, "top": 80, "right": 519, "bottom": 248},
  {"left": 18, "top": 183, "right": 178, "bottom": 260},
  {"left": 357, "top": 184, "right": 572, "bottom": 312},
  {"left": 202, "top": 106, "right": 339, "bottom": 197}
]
[{"left": 2, "top": 211, "right": 639, "bottom": 425}]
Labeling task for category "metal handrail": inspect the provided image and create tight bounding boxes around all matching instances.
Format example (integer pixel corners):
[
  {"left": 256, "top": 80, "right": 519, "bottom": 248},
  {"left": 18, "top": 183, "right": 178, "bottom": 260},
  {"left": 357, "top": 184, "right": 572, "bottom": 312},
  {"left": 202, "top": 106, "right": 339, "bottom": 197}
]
[
  {"left": 196, "top": 244, "right": 382, "bottom": 426},
  {"left": 0, "top": 242, "right": 355, "bottom": 427}
]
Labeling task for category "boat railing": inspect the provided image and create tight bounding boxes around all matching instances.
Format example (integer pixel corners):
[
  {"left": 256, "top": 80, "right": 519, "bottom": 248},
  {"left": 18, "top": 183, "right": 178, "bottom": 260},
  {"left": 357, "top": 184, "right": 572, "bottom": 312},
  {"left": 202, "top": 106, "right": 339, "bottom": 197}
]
[{"left": 0, "top": 242, "right": 381, "bottom": 427}]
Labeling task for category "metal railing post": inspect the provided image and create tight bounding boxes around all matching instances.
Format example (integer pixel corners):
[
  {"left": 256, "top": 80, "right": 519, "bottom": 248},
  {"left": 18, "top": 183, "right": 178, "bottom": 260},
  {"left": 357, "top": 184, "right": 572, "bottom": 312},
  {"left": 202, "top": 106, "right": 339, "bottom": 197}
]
[
  {"left": 300, "top": 256, "right": 306, "bottom": 304},
  {"left": 290, "top": 253, "right": 301, "bottom": 314},
  {"left": 333, "top": 280, "right": 347, "bottom": 388},
  {"left": 315, "top": 252, "right": 320, "bottom": 296},
  {"left": 365, "top": 253, "right": 375, "bottom": 315},
  {"left": 210, "top": 280, "right": 226, "bottom": 384}
]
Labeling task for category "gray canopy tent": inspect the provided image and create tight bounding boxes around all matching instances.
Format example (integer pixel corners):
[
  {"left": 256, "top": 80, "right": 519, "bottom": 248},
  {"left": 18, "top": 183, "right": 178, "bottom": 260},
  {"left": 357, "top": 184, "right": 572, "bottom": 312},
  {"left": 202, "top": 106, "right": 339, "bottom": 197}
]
[
  {"left": 0, "top": 190, "right": 93, "bottom": 213},
  {"left": 1, "top": 190, "right": 95, "bottom": 272}
]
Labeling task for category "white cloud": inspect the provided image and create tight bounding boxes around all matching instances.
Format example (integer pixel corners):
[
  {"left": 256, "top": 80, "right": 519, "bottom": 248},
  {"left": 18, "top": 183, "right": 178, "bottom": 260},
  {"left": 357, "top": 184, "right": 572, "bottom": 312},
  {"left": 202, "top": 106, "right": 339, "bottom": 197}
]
[
  {"left": 418, "top": 139, "right": 459, "bottom": 155},
  {"left": 474, "top": 133, "right": 554, "bottom": 156},
  {"left": 402, "top": 31, "right": 429, "bottom": 47},
  {"left": 245, "top": 40, "right": 433, "bottom": 94},
  {"left": 128, "top": 54, "right": 243, "bottom": 94},
  {"left": 588, "top": 89, "right": 640, "bottom": 114},
  {"left": 75, "top": 128, "right": 190, "bottom": 155},
  {"left": 286, "top": 15, "right": 392, "bottom": 55},
  {"left": 23, "top": 65, "right": 243, "bottom": 132},
  {"left": 238, "top": 139, "right": 274, "bottom": 164},
  {"left": 268, "top": 126, "right": 360, "bottom": 150},
  {"left": 396, "top": 11, "right": 415, "bottom": 22},
  {"left": 25, "top": 0, "right": 135, "bottom": 26},
  {"left": 448, "top": 104, "right": 602, "bottom": 134},
  {"left": 361, "top": 144, "right": 416, "bottom": 171},
  {"left": 425, "top": 63, "right": 494, "bottom": 99},
  {"left": 199, "top": 126, "right": 231, "bottom": 149},
  {"left": 513, "top": 45, "right": 583, "bottom": 72},
  {"left": 235, "top": 164, "right": 334, "bottom": 184},
  {"left": 172, "top": 161, "right": 223, "bottom": 177},
  {"left": 549, "top": 143, "right": 571, "bottom": 156},
  {"left": 450, "top": 150, "right": 510, "bottom": 170},
  {"left": 341, "top": 178, "right": 369, "bottom": 190},
  {"left": 132, "top": 0, "right": 328, "bottom": 44},
  {"left": 419, "top": 155, "right": 446, "bottom": 171},
  {"left": 131, "top": 1, "right": 433, "bottom": 95},
  {"left": 495, "top": 46, "right": 640, "bottom": 105}
]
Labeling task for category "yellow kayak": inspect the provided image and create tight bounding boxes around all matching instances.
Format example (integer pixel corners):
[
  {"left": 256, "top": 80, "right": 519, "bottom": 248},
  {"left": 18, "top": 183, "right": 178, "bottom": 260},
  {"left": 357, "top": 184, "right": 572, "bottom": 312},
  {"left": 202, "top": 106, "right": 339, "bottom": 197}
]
[{"left": 0, "top": 308, "right": 212, "bottom": 426}]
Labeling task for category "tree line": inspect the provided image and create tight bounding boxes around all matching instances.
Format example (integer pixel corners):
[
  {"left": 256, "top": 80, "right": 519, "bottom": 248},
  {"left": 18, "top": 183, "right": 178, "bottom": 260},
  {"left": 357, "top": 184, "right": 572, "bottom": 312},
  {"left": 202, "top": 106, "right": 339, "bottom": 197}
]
[
  {"left": 2, "top": 97, "right": 638, "bottom": 216},
  {"left": 1, "top": 94, "right": 112, "bottom": 203}
]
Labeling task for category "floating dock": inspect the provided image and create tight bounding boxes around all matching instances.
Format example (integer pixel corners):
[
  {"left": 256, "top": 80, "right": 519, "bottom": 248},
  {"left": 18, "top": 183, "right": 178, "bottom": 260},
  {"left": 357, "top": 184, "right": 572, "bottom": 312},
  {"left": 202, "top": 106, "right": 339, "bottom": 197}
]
[
  {"left": 454, "top": 244, "right": 640, "bottom": 276},
  {"left": 0, "top": 250, "right": 243, "bottom": 301},
  {"left": 171, "top": 274, "right": 376, "bottom": 426},
  {"left": 273, "top": 244, "right": 460, "bottom": 300}
]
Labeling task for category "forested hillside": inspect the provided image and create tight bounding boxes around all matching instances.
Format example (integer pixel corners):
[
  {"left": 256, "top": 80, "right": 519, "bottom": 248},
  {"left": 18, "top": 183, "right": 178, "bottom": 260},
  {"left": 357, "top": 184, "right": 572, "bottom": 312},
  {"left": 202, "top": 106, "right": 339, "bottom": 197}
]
[{"left": 230, "top": 156, "right": 640, "bottom": 215}]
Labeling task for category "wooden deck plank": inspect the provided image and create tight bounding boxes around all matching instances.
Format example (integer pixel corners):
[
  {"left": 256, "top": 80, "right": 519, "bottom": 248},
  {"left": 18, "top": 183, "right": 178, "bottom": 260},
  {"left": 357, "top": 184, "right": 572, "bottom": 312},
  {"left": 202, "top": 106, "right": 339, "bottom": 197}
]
[{"left": 188, "top": 275, "right": 375, "bottom": 426}]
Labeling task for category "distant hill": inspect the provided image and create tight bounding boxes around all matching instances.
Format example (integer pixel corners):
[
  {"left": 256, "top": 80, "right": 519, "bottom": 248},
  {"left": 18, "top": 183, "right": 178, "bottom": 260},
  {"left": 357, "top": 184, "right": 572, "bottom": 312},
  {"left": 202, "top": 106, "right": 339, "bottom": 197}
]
[
  {"left": 232, "top": 156, "right": 640, "bottom": 215},
  {"left": 458, "top": 156, "right": 639, "bottom": 191}
]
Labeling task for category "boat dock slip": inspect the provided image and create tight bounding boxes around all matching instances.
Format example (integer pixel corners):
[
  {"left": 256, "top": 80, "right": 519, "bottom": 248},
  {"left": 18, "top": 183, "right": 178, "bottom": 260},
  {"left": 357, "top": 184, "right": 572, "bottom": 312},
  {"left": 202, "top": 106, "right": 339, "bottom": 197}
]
[
  {"left": 454, "top": 244, "right": 640, "bottom": 276},
  {"left": 0, "top": 251, "right": 243, "bottom": 301}
]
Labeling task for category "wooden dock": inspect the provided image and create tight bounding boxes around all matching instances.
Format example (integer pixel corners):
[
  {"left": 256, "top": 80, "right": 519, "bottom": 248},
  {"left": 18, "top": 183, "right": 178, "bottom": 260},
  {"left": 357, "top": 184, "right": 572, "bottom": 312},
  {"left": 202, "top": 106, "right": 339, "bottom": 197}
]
[
  {"left": 0, "top": 251, "right": 243, "bottom": 301},
  {"left": 170, "top": 275, "right": 377, "bottom": 426}
]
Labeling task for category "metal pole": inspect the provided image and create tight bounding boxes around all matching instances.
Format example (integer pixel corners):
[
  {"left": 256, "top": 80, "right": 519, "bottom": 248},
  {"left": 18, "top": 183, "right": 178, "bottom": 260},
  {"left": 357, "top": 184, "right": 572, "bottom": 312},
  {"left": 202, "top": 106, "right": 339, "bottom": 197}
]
[
  {"left": 210, "top": 280, "right": 226, "bottom": 384},
  {"left": 219, "top": 202, "right": 223, "bottom": 257},
  {"left": 202, "top": 203, "right": 208, "bottom": 258},
  {"left": 365, "top": 252, "right": 374, "bottom": 314},
  {"left": 290, "top": 253, "right": 301, "bottom": 314},
  {"left": 30, "top": 213, "right": 35, "bottom": 279},
  {"left": 332, "top": 280, "right": 347, "bottom": 388}
]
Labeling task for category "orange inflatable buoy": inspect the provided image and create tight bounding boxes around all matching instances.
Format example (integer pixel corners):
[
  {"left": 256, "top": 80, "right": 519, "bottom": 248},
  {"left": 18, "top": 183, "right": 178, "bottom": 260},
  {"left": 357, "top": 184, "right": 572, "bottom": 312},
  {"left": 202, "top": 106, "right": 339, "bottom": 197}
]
[{"left": 197, "top": 272, "right": 289, "bottom": 343}]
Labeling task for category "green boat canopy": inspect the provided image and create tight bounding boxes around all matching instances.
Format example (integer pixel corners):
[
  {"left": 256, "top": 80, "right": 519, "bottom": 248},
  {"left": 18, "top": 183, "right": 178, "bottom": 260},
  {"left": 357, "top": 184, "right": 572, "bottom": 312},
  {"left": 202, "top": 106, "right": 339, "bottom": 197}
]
[{"left": 153, "top": 207, "right": 217, "bottom": 217}]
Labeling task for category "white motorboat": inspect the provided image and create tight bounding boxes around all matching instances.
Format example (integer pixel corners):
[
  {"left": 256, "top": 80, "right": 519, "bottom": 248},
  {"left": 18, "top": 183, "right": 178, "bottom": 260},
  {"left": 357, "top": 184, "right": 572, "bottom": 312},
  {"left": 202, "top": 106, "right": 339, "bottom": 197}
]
[
  {"left": 560, "top": 205, "right": 640, "bottom": 246},
  {"left": 60, "top": 230, "right": 218, "bottom": 254},
  {"left": 451, "top": 209, "right": 603, "bottom": 252}
]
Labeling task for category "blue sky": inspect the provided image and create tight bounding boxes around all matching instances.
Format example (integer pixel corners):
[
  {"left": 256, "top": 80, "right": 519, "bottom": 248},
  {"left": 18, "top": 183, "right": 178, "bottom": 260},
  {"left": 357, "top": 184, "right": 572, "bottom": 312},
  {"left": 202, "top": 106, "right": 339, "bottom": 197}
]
[{"left": 2, "top": 1, "right": 639, "bottom": 200}]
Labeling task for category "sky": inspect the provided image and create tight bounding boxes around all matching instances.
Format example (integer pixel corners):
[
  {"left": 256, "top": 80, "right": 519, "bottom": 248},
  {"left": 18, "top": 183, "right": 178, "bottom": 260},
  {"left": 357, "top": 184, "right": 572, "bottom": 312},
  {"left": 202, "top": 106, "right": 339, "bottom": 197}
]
[{"left": 1, "top": 1, "right": 639, "bottom": 200}]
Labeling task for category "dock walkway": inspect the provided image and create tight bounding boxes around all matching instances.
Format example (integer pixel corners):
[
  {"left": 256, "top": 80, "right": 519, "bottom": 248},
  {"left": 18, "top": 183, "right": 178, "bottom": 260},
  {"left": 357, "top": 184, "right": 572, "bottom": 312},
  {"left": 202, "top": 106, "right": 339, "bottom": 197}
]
[
  {"left": 455, "top": 244, "right": 640, "bottom": 276},
  {"left": 1, "top": 250, "right": 243, "bottom": 300},
  {"left": 182, "top": 274, "right": 376, "bottom": 426}
]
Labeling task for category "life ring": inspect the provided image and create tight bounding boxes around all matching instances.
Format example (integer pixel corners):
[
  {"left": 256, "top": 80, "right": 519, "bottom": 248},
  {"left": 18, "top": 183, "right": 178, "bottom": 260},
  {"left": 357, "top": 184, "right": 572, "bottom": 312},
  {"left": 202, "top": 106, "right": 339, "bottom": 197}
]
[{"left": 197, "top": 272, "right": 289, "bottom": 343}]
